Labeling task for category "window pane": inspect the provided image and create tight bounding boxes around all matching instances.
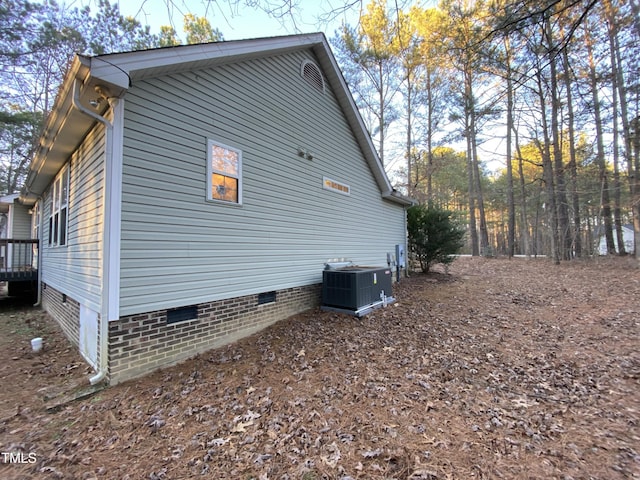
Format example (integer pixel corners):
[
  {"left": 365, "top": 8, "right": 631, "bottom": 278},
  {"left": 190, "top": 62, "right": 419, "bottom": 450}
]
[
  {"left": 211, "top": 145, "right": 238, "bottom": 176},
  {"left": 211, "top": 174, "right": 238, "bottom": 202},
  {"left": 53, "top": 179, "right": 60, "bottom": 211},
  {"left": 59, "top": 208, "right": 67, "bottom": 245},
  {"left": 53, "top": 213, "right": 59, "bottom": 245},
  {"left": 60, "top": 169, "right": 69, "bottom": 207}
]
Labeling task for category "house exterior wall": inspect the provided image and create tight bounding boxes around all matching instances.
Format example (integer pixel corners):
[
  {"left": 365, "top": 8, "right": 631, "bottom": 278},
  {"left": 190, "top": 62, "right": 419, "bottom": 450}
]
[
  {"left": 9, "top": 203, "right": 31, "bottom": 239},
  {"left": 33, "top": 44, "right": 406, "bottom": 385},
  {"left": 41, "top": 283, "right": 81, "bottom": 349},
  {"left": 108, "top": 283, "right": 321, "bottom": 384},
  {"left": 119, "top": 49, "right": 406, "bottom": 317},
  {"left": 40, "top": 123, "right": 105, "bottom": 314},
  {"left": 39, "top": 121, "right": 106, "bottom": 363},
  {"left": 7, "top": 202, "right": 33, "bottom": 268},
  {"left": 41, "top": 283, "right": 103, "bottom": 370}
]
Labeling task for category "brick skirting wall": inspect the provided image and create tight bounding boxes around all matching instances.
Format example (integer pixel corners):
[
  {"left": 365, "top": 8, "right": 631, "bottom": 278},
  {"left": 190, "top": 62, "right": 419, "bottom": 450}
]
[
  {"left": 41, "top": 283, "right": 81, "bottom": 349},
  {"left": 108, "top": 284, "right": 322, "bottom": 384}
]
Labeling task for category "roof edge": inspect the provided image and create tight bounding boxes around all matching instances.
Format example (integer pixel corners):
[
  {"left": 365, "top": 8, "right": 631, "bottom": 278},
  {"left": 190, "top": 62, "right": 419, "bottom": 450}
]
[
  {"left": 23, "top": 33, "right": 403, "bottom": 208},
  {"left": 89, "top": 33, "right": 328, "bottom": 88}
]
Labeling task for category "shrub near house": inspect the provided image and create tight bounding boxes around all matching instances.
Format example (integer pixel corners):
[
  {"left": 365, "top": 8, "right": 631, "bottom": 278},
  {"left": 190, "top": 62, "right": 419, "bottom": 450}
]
[{"left": 407, "top": 204, "right": 465, "bottom": 273}]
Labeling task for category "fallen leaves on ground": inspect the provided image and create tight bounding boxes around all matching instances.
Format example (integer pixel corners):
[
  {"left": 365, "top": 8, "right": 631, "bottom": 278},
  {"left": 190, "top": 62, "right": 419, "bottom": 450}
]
[{"left": 0, "top": 256, "right": 639, "bottom": 479}]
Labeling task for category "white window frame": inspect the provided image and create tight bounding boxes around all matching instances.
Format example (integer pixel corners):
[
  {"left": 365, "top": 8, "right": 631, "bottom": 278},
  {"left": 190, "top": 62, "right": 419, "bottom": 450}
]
[
  {"left": 32, "top": 201, "right": 40, "bottom": 240},
  {"left": 48, "top": 165, "right": 69, "bottom": 247},
  {"left": 206, "top": 139, "right": 242, "bottom": 205}
]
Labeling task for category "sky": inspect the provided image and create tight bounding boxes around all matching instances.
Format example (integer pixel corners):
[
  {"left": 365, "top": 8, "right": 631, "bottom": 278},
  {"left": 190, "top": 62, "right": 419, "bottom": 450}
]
[{"left": 112, "top": 0, "right": 362, "bottom": 41}]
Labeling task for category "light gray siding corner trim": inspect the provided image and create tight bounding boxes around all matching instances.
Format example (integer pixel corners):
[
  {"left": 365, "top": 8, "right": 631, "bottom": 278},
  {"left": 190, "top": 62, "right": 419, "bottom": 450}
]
[{"left": 103, "top": 98, "right": 124, "bottom": 321}]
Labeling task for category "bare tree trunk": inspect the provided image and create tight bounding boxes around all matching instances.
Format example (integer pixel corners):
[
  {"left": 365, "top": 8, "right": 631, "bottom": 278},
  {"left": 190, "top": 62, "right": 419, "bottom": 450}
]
[
  {"left": 406, "top": 71, "right": 413, "bottom": 198},
  {"left": 629, "top": 0, "right": 640, "bottom": 39},
  {"left": 545, "top": 17, "right": 572, "bottom": 260},
  {"left": 534, "top": 183, "right": 544, "bottom": 257},
  {"left": 585, "top": 25, "right": 616, "bottom": 254},
  {"left": 561, "top": 37, "right": 582, "bottom": 257},
  {"left": 378, "top": 63, "right": 385, "bottom": 166},
  {"left": 466, "top": 131, "right": 479, "bottom": 256},
  {"left": 472, "top": 127, "right": 490, "bottom": 255},
  {"left": 606, "top": 0, "right": 636, "bottom": 257},
  {"left": 464, "top": 70, "right": 479, "bottom": 256},
  {"left": 504, "top": 36, "right": 516, "bottom": 258},
  {"left": 514, "top": 129, "right": 531, "bottom": 258},
  {"left": 535, "top": 65, "right": 560, "bottom": 264},
  {"left": 426, "top": 73, "right": 434, "bottom": 203},
  {"left": 604, "top": 1, "right": 626, "bottom": 255},
  {"left": 586, "top": 208, "right": 594, "bottom": 256},
  {"left": 464, "top": 69, "right": 490, "bottom": 255},
  {"left": 609, "top": 56, "right": 626, "bottom": 255},
  {"left": 632, "top": 117, "right": 640, "bottom": 260}
]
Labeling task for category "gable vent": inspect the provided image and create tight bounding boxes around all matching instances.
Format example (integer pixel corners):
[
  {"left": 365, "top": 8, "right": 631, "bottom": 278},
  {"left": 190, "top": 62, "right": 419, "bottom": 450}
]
[{"left": 301, "top": 60, "right": 325, "bottom": 93}]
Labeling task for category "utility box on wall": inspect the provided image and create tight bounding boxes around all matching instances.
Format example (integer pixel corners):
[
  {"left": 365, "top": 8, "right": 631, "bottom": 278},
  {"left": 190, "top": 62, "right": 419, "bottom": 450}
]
[
  {"left": 321, "top": 266, "right": 393, "bottom": 315},
  {"left": 395, "top": 244, "right": 405, "bottom": 268}
]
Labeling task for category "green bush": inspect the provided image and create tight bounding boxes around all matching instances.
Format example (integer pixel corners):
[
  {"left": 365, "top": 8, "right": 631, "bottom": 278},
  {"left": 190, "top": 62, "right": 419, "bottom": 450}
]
[{"left": 407, "top": 204, "right": 466, "bottom": 273}]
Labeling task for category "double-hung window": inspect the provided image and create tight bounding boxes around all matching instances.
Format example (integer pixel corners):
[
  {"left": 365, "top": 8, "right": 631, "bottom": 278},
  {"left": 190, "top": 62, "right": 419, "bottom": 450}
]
[
  {"left": 207, "top": 140, "right": 242, "bottom": 204},
  {"left": 49, "top": 165, "right": 69, "bottom": 246}
]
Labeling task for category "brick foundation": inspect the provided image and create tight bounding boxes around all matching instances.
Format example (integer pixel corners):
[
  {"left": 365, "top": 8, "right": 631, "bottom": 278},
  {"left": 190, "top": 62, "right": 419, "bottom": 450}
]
[
  {"left": 41, "top": 283, "right": 81, "bottom": 348},
  {"left": 108, "top": 284, "right": 322, "bottom": 384}
]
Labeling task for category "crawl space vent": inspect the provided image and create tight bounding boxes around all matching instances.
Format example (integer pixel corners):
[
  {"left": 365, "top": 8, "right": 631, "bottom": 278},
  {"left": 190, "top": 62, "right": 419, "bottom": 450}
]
[
  {"left": 301, "top": 60, "right": 325, "bottom": 93},
  {"left": 258, "top": 291, "right": 277, "bottom": 305},
  {"left": 167, "top": 305, "right": 198, "bottom": 324}
]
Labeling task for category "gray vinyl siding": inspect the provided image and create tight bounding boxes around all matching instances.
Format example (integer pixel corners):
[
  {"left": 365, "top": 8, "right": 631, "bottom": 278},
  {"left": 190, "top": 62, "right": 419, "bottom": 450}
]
[
  {"left": 41, "top": 124, "right": 104, "bottom": 312},
  {"left": 119, "top": 50, "right": 405, "bottom": 316},
  {"left": 9, "top": 203, "right": 33, "bottom": 268},
  {"left": 11, "top": 203, "right": 31, "bottom": 238}
]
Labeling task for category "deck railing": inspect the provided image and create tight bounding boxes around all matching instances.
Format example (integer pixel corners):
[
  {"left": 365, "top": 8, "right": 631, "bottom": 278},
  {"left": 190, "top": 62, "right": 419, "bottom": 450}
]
[{"left": 0, "top": 239, "right": 38, "bottom": 281}]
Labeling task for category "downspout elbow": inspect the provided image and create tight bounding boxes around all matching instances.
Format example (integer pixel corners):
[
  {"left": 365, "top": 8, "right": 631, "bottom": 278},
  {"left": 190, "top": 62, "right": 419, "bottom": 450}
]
[
  {"left": 89, "top": 370, "right": 107, "bottom": 385},
  {"left": 73, "top": 79, "right": 112, "bottom": 128}
]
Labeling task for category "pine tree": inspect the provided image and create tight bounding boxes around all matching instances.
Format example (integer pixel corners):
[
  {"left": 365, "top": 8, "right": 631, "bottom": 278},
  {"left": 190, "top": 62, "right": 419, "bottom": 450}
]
[{"left": 407, "top": 204, "right": 466, "bottom": 273}]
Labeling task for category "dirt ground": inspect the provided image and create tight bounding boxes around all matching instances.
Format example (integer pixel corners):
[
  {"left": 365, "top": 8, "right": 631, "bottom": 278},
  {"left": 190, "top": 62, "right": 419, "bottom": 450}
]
[{"left": 0, "top": 256, "right": 638, "bottom": 480}]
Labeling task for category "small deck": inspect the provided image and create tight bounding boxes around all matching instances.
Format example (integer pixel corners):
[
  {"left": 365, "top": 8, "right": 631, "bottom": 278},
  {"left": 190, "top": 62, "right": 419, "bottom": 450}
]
[{"left": 0, "top": 239, "right": 38, "bottom": 282}]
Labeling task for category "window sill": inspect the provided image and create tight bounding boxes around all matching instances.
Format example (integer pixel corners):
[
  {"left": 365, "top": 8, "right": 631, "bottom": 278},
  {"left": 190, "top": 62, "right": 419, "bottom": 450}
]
[{"left": 205, "top": 198, "right": 243, "bottom": 207}]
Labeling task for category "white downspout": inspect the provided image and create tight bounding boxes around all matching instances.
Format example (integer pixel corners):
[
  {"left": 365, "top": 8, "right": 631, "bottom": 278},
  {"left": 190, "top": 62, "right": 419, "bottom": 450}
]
[
  {"left": 33, "top": 201, "right": 44, "bottom": 306},
  {"left": 72, "top": 79, "right": 121, "bottom": 385}
]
